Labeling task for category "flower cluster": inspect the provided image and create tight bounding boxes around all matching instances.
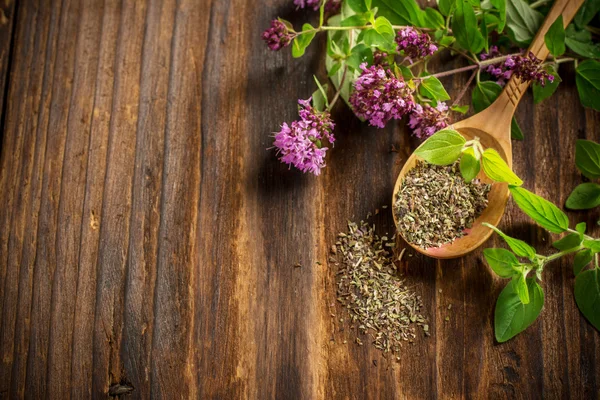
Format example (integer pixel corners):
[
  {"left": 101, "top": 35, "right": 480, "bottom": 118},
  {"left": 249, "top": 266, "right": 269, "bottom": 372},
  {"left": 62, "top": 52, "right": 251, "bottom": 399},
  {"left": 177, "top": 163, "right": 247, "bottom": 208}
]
[
  {"left": 294, "top": 0, "right": 341, "bottom": 12},
  {"left": 273, "top": 98, "right": 335, "bottom": 175},
  {"left": 262, "top": 20, "right": 293, "bottom": 51},
  {"left": 294, "top": 0, "right": 320, "bottom": 10},
  {"left": 408, "top": 102, "right": 450, "bottom": 139},
  {"left": 480, "top": 46, "right": 513, "bottom": 86},
  {"left": 395, "top": 27, "right": 437, "bottom": 62},
  {"left": 324, "top": 0, "right": 342, "bottom": 12},
  {"left": 349, "top": 63, "right": 415, "bottom": 128},
  {"left": 480, "top": 47, "right": 554, "bottom": 86},
  {"left": 505, "top": 52, "right": 554, "bottom": 86}
]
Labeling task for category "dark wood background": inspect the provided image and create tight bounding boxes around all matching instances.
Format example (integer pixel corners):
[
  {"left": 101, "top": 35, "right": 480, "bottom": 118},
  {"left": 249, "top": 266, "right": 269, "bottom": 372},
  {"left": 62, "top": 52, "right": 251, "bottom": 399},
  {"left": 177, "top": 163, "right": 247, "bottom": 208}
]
[{"left": 0, "top": 0, "right": 599, "bottom": 398}]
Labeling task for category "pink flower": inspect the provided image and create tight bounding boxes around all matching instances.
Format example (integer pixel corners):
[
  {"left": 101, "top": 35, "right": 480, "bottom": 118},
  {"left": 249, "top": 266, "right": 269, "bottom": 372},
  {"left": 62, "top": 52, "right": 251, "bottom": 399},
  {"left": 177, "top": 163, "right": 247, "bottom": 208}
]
[
  {"left": 408, "top": 102, "right": 450, "bottom": 139},
  {"left": 273, "top": 98, "right": 335, "bottom": 175},
  {"left": 294, "top": 0, "right": 321, "bottom": 10},
  {"left": 505, "top": 52, "right": 554, "bottom": 86},
  {"left": 395, "top": 27, "right": 437, "bottom": 63},
  {"left": 262, "top": 20, "right": 293, "bottom": 51},
  {"left": 480, "top": 47, "right": 554, "bottom": 86},
  {"left": 294, "top": 0, "right": 341, "bottom": 12},
  {"left": 349, "top": 63, "right": 415, "bottom": 128}
]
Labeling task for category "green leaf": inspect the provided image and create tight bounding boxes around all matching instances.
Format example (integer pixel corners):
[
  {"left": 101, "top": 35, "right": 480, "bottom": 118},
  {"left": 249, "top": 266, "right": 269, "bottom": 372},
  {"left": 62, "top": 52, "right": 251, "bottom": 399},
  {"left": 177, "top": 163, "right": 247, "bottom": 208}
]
[
  {"left": 575, "top": 0, "right": 600, "bottom": 28},
  {"left": 341, "top": 14, "right": 370, "bottom": 27},
  {"left": 544, "top": 16, "right": 565, "bottom": 57},
  {"left": 566, "top": 183, "right": 600, "bottom": 210},
  {"left": 325, "top": 16, "right": 355, "bottom": 109},
  {"left": 511, "top": 118, "right": 524, "bottom": 140},
  {"left": 576, "top": 222, "right": 587, "bottom": 234},
  {"left": 292, "top": 24, "right": 317, "bottom": 58},
  {"left": 347, "top": 0, "right": 369, "bottom": 13},
  {"left": 575, "top": 139, "right": 600, "bottom": 179},
  {"left": 505, "top": 0, "right": 543, "bottom": 46},
  {"left": 460, "top": 147, "right": 481, "bottom": 183},
  {"left": 437, "top": 0, "right": 454, "bottom": 16},
  {"left": 346, "top": 44, "right": 373, "bottom": 70},
  {"left": 574, "top": 249, "right": 593, "bottom": 276},
  {"left": 453, "top": 0, "right": 485, "bottom": 53},
  {"left": 438, "top": 35, "right": 455, "bottom": 47},
  {"left": 373, "top": 16, "right": 395, "bottom": 40},
  {"left": 576, "top": 60, "right": 600, "bottom": 111},
  {"left": 311, "top": 81, "right": 329, "bottom": 111},
  {"left": 371, "top": 0, "right": 425, "bottom": 26},
  {"left": 495, "top": 278, "right": 544, "bottom": 342},
  {"left": 566, "top": 26, "right": 600, "bottom": 59},
  {"left": 451, "top": 104, "right": 469, "bottom": 114},
  {"left": 574, "top": 268, "right": 600, "bottom": 331},
  {"left": 490, "top": 0, "right": 506, "bottom": 32},
  {"left": 419, "top": 76, "right": 451, "bottom": 102},
  {"left": 480, "top": 10, "right": 489, "bottom": 52},
  {"left": 533, "top": 66, "right": 561, "bottom": 104},
  {"left": 553, "top": 233, "right": 583, "bottom": 251},
  {"left": 484, "top": 223, "right": 536, "bottom": 260},
  {"left": 363, "top": 27, "right": 396, "bottom": 52},
  {"left": 482, "top": 148, "right": 523, "bottom": 186},
  {"left": 514, "top": 274, "right": 530, "bottom": 304},
  {"left": 414, "top": 129, "right": 466, "bottom": 165},
  {"left": 583, "top": 239, "right": 600, "bottom": 253},
  {"left": 483, "top": 13, "right": 501, "bottom": 30},
  {"left": 327, "top": 62, "right": 343, "bottom": 77},
  {"left": 396, "top": 64, "right": 414, "bottom": 80},
  {"left": 509, "top": 186, "right": 569, "bottom": 233},
  {"left": 472, "top": 81, "right": 502, "bottom": 112},
  {"left": 483, "top": 248, "right": 519, "bottom": 278},
  {"left": 424, "top": 8, "right": 446, "bottom": 29}
]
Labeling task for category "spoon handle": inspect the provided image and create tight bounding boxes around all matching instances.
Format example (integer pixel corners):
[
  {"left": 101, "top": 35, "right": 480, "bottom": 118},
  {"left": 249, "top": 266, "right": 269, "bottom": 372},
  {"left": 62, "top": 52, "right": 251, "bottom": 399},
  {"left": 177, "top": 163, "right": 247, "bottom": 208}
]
[{"left": 492, "top": 0, "right": 585, "bottom": 119}]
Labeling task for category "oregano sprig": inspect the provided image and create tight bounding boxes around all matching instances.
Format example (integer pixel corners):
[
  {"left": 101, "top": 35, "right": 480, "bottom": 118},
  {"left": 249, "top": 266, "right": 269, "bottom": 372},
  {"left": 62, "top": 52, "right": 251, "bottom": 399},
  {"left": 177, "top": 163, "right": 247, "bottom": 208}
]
[
  {"left": 484, "top": 186, "right": 600, "bottom": 342},
  {"left": 413, "top": 129, "right": 522, "bottom": 186},
  {"left": 265, "top": 0, "right": 600, "bottom": 175}
]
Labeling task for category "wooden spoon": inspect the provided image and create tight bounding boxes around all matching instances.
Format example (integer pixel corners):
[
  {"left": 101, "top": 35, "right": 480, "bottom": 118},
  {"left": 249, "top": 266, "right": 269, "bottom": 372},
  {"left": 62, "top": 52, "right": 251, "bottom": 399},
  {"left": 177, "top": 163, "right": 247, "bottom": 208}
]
[{"left": 392, "top": 0, "right": 585, "bottom": 259}]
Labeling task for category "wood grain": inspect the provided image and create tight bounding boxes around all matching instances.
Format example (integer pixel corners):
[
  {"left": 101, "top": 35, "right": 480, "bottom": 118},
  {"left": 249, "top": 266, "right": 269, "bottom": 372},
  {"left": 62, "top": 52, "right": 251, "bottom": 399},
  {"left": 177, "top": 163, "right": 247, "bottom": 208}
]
[{"left": 0, "top": 0, "right": 599, "bottom": 398}]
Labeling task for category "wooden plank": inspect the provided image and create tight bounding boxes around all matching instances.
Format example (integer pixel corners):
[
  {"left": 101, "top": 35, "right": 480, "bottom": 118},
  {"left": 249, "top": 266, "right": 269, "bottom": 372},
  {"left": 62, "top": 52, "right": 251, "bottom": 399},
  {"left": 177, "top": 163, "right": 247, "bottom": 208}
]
[
  {"left": 89, "top": 0, "right": 147, "bottom": 396},
  {"left": 120, "top": 0, "right": 174, "bottom": 398},
  {"left": 69, "top": 0, "right": 121, "bottom": 397},
  {"left": 0, "top": 0, "right": 598, "bottom": 398}
]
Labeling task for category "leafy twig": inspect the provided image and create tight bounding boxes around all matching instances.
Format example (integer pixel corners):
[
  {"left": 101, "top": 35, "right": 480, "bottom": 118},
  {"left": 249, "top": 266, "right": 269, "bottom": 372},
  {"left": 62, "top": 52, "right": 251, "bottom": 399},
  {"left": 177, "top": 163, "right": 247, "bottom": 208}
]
[{"left": 328, "top": 66, "right": 348, "bottom": 111}]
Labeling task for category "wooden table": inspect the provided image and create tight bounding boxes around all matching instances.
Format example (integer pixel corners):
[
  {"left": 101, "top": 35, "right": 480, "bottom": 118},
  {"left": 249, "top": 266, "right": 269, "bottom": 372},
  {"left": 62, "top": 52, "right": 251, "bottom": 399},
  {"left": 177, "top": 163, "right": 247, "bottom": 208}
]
[{"left": 0, "top": 0, "right": 599, "bottom": 398}]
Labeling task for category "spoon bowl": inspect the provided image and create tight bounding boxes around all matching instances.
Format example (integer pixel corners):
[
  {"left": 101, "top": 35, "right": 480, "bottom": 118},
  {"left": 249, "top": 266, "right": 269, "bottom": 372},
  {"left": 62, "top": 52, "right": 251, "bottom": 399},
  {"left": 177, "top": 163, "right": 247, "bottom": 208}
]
[
  {"left": 391, "top": 0, "right": 584, "bottom": 259},
  {"left": 392, "top": 126, "right": 510, "bottom": 259}
]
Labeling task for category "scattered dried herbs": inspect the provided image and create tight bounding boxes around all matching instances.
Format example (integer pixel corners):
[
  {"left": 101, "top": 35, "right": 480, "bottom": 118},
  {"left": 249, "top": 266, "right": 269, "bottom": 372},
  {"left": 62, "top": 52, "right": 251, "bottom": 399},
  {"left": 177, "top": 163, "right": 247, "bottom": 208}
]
[
  {"left": 332, "top": 219, "right": 428, "bottom": 356},
  {"left": 394, "top": 160, "right": 491, "bottom": 248}
]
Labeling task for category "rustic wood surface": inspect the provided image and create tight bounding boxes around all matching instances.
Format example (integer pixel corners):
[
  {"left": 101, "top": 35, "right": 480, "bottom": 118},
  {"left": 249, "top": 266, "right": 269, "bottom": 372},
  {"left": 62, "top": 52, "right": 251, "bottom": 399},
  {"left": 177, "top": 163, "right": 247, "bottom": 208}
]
[{"left": 0, "top": 0, "right": 599, "bottom": 398}]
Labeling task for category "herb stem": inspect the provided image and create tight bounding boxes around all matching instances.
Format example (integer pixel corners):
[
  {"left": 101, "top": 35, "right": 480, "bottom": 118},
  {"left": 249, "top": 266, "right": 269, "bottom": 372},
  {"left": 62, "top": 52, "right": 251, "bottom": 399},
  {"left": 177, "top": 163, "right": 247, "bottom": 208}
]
[
  {"left": 585, "top": 25, "right": 600, "bottom": 35},
  {"left": 530, "top": 0, "right": 551, "bottom": 9},
  {"left": 452, "top": 69, "right": 478, "bottom": 106},
  {"left": 319, "top": 24, "right": 430, "bottom": 32},
  {"left": 297, "top": 24, "right": 434, "bottom": 37},
  {"left": 328, "top": 66, "right": 348, "bottom": 111},
  {"left": 428, "top": 64, "right": 479, "bottom": 79},
  {"left": 552, "top": 57, "right": 577, "bottom": 65},
  {"left": 567, "top": 228, "right": 594, "bottom": 241},
  {"left": 544, "top": 245, "right": 584, "bottom": 263},
  {"left": 424, "top": 54, "right": 516, "bottom": 80},
  {"left": 440, "top": 44, "right": 478, "bottom": 64}
]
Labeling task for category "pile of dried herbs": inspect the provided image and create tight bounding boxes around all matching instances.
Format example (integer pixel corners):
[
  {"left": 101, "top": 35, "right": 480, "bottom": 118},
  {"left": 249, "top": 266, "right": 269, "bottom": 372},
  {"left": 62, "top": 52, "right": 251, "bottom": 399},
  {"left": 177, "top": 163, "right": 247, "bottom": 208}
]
[
  {"left": 332, "top": 219, "right": 428, "bottom": 356},
  {"left": 394, "top": 160, "right": 491, "bottom": 248}
]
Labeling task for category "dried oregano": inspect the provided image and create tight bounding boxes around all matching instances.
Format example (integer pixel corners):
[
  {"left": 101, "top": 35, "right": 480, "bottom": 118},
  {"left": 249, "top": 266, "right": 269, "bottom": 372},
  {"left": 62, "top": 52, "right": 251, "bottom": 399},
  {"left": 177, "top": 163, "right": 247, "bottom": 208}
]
[
  {"left": 394, "top": 160, "right": 491, "bottom": 248},
  {"left": 332, "top": 219, "right": 428, "bottom": 356}
]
